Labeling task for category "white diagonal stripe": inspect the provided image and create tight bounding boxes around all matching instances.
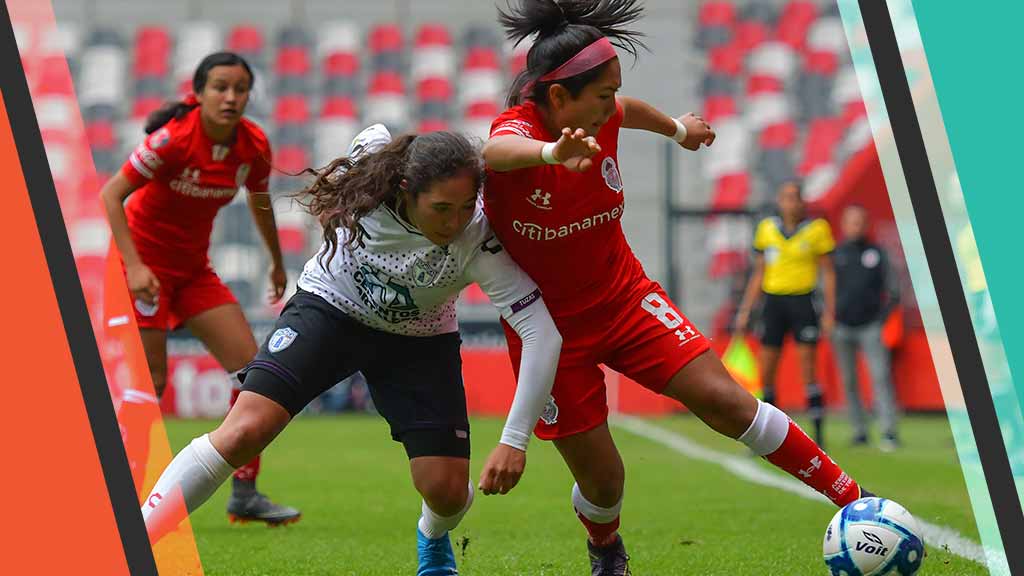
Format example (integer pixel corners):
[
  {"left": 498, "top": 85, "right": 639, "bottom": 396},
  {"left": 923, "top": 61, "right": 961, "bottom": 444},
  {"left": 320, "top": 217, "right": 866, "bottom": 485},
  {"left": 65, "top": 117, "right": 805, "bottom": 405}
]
[{"left": 612, "top": 415, "right": 997, "bottom": 569}]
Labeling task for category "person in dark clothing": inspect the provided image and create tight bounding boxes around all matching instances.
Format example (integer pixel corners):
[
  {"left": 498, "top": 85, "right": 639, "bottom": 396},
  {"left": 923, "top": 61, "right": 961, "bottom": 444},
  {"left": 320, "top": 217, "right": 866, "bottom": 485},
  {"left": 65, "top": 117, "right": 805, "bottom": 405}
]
[{"left": 832, "top": 204, "right": 901, "bottom": 451}]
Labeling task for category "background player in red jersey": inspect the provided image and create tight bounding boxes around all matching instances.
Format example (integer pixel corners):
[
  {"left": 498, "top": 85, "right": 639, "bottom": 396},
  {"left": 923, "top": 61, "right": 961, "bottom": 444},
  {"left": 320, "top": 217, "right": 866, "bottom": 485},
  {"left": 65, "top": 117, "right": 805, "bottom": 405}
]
[
  {"left": 99, "top": 51, "right": 300, "bottom": 525},
  {"left": 482, "top": 2, "right": 872, "bottom": 574}
]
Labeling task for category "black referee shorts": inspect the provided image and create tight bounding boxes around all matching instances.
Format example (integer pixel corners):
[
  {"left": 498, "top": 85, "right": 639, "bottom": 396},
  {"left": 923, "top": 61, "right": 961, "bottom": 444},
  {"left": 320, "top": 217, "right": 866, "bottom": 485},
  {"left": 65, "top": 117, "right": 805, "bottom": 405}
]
[
  {"left": 238, "top": 289, "right": 470, "bottom": 459},
  {"left": 759, "top": 292, "right": 820, "bottom": 347}
]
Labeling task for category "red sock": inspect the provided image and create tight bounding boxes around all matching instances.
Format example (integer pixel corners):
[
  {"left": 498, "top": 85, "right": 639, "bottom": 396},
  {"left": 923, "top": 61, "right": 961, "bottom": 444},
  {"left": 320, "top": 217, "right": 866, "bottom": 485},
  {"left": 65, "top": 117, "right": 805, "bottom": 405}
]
[
  {"left": 228, "top": 386, "right": 262, "bottom": 483},
  {"left": 765, "top": 420, "right": 861, "bottom": 507},
  {"left": 576, "top": 510, "right": 620, "bottom": 547}
]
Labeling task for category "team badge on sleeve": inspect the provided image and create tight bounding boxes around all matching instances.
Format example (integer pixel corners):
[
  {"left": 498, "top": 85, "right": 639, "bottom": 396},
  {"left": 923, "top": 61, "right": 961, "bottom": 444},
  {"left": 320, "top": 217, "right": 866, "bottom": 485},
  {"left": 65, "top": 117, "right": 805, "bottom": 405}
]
[
  {"left": 149, "top": 127, "right": 171, "bottom": 150},
  {"left": 540, "top": 395, "right": 559, "bottom": 425},
  {"left": 268, "top": 327, "right": 299, "bottom": 353}
]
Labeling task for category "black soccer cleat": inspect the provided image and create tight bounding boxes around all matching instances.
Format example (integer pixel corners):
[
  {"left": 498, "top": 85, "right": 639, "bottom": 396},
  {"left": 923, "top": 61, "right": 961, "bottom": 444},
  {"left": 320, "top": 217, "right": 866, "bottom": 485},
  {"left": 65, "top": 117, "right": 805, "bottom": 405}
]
[
  {"left": 226, "top": 491, "right": 302, "bottom": 526},
  {"left": 587, "top": 535, "right": 632, "bottom": 576}
]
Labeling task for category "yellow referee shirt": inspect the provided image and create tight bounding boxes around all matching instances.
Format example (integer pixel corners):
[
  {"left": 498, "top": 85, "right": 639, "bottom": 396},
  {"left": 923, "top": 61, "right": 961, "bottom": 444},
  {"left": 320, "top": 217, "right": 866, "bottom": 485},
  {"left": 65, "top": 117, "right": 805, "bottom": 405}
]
[{"left": 753, "top": 217, "right": 835, "bottom": 295}]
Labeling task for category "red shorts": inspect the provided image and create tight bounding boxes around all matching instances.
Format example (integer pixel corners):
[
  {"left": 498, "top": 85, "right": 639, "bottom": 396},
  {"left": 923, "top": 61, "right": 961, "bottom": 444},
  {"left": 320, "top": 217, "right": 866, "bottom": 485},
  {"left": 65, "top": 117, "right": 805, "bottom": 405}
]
[
  {"left": 502, "top": 279, "right": 710, "bottom": 440},
  {"left": 126, "top": 262, "right": 238, "bottom": 331}
]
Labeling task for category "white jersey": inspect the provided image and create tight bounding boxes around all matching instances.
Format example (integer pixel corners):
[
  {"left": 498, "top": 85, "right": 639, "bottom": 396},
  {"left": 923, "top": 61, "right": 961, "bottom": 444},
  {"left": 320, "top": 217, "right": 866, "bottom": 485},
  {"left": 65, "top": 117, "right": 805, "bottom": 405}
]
[
  {"left": 296, "top": 125, "right": 560, "bottom": 451},
  {"left": 298, "top": 125, "right": 540, "bottom": 337}
]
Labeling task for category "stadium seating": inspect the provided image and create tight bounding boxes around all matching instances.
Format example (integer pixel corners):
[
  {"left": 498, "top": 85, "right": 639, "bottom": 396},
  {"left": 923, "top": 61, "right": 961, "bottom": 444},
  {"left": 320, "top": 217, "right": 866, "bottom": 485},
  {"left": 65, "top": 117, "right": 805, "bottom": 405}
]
[{"left": 58, "top": 6, "right": 862, "bottom": 319}]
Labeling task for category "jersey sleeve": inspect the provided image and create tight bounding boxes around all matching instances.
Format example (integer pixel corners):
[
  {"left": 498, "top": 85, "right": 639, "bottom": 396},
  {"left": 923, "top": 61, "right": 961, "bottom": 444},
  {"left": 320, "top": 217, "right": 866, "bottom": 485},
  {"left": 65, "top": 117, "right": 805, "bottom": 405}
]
[
  {"left": 490, "top": 107, "right": 540, "bottom": 140},
  {"left": 120, "top": 125, "right": 187, "bottom": 187},
  {"left": 812, "top": 219, "right": 836, "bottom": 255},
  {"left": 752, "top": 219, "right": 771, "bottom": 253},
  {"left": 464, "top": 234, "right": 560, "bottom": 451},
  {"left": 464, "top": 234, "right": 541, "bottom": 319}
]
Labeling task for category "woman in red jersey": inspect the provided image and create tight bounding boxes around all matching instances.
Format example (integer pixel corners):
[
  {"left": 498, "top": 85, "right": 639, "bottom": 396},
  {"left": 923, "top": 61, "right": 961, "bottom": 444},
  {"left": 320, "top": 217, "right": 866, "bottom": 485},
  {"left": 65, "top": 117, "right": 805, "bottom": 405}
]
[
  {"left": 482, "top": 2, "right": 871, "bottom": 573},
  {"left": 100, "top": 52, "right": 299, "bottom": 525}
]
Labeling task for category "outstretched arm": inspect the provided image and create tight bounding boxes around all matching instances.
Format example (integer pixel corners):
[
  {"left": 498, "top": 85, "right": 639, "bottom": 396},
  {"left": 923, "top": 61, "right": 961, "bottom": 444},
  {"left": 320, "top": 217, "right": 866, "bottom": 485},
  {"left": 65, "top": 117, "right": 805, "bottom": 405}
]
[
  {"left": 484, "top": 128, "right": 602, "bottom": 173},
  {"left": 618, "top": 95, "right": 716, "bottom": 151}
]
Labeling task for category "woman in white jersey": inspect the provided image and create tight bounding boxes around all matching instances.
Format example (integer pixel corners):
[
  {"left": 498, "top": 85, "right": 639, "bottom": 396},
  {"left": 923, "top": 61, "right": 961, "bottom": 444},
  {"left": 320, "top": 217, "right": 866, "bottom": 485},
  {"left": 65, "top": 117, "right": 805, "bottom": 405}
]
[{"left": 141, "top": 125, "right": 561, "bottom": 575}]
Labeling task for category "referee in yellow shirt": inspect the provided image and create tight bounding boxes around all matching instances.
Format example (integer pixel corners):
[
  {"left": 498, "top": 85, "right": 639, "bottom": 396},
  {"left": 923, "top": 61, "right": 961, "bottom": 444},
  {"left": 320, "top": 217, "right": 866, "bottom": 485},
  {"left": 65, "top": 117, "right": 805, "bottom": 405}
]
[{"left": 735, "top": 181, "right": 836, "bottom": 447}]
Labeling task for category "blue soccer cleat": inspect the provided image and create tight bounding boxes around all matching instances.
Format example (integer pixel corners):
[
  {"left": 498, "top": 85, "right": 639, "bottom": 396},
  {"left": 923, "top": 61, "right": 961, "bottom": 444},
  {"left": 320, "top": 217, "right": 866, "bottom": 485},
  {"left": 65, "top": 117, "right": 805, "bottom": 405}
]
[{"left": 417, "top": 528, "right": 458, "bottom": 576}]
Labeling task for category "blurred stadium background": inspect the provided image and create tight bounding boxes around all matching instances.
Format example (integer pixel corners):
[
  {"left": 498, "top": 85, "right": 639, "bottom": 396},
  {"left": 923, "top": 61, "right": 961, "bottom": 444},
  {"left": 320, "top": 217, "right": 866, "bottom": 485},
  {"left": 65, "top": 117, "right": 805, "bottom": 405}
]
[{"left": 20, "top": 0, "right": 942, "bottom": 421}]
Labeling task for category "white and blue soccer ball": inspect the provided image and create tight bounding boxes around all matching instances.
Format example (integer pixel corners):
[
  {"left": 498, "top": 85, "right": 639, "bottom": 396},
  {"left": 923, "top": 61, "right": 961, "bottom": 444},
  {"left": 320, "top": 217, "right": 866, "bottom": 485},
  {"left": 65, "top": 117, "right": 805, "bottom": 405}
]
[{"left": 823, "top": 497, "right": 925, "bottom": 575}]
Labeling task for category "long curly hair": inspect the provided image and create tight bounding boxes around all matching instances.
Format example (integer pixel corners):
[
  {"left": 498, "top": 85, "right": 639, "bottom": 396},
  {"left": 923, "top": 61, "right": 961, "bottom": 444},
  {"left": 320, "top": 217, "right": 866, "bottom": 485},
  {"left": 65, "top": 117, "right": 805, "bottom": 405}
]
[{"left": 300, "top": 131, "right": 484, "bottom": 267}]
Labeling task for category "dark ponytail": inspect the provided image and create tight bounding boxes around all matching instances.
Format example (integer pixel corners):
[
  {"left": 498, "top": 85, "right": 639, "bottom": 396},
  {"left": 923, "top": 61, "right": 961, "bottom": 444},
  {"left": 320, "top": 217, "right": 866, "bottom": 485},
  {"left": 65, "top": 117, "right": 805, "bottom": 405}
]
[
  {"left": 144, "top": 51, "right": 255, "bottom": 134},
  {"left": 501, "top": 0, "right": 647, "bottom": 107},
  {"left": 301, "top": 131, "right": 484, "bottom": 267}
]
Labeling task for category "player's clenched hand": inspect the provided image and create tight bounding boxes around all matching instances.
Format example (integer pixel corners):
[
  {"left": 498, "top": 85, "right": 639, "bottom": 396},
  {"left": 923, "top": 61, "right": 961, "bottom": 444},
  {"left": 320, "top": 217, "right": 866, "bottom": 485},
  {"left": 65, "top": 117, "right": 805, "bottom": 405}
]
[
  {"left": 677, "top": 113, "right": 715, "bottom": 151},
  {"left": 478, "top": 443, "right": 526, "bottom": 495},
  {"left": 126, "top": 263, "right": 160, "bottom": 305},
  {"left": 268, "top": 263, "right": 287, "bottom": 304},
  {"left": 554, "top": 127, "right": 602, "bottom": 172}
]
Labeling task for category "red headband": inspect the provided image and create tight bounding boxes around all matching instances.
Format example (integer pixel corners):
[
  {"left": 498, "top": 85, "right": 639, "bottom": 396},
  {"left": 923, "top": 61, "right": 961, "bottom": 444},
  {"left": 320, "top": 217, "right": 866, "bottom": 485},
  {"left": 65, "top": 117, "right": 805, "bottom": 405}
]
[
  {"left": 522, "top": 36, "right": 618, "bottom": 96},
  {"left": 183, "top": 93, "right": 199, "bottom": 106},
  {"left": 539, "top": 36, "right": 618, "bottom": 83}
]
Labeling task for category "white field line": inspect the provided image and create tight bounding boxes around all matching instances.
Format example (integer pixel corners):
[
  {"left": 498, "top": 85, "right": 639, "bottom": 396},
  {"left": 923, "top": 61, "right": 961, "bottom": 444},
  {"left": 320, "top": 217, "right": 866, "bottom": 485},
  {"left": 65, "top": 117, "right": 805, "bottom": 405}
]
[{"left": 612, "top": 415, "right": 993, "bottom": 568}]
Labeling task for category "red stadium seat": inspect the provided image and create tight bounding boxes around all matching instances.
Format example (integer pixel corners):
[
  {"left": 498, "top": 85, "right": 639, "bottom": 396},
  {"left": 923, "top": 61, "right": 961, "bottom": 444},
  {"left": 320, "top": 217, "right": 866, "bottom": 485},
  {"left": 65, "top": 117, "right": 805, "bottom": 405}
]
[
  {"left": 698, "top": 1, "right": 737, "bottom": 28},
  {"left": 841, "top": 100, "right": 867, "bottom": 127},
  {"left": 804, "top": 50, "right": 839, "bottom": 75},
  {"left": 711, "top": 173, "right": 750, "bottom": 210},
  {"left": 707, "top": 43, "right": 744, "bottom": 76},
  {"left": 776, "top": 0, "right": 818, "bottom": 50},
  {"left": 369, "top": 23, "right": 403, "bottom": 54},
  {"left": 135, "top": 26, "right": 171, "bottom": 59},
  {"left": 369, "top": 71, "right": 405, "bottom": 96},
  {"left": 464, "top": 47, "right": 500, "bottom": 71},
  {"left": 702, "top": 95, "right": 736, "bottom": 124},
  {"left": 275, "top": 145, "right": 309, "bottom": 174},
  {"left": 509, "top": 50, "right": 529, "bottom": 76},
  {"left": 323, "top": 52, "right": 359, "bottom": 77},
  {"left": 759, "top": 121, "right": 797, "bottom": 150},
  {"left": 465, "top": 100, "right": 499, "bottom": 120},
  {"left": 415, "top": 23, "right": 452, "bottom": 48},
  {"left": 273, "top": 95, "right": 310, "bottom": 125},
  {"left": 133, "top": 51, "right": 168, "bottom": 77},
  {"left": 746, "top": 74, "right": 784, "bottom": 96},
  {"left": 320, "top": 96, "right": 358, "bottom": 119},
  {"left": 734, "top": 20, "right": 770, "bottom": 52},
  {"left": 418, "top": 118, "right": 450, "bottom": 133},
  {"left": 275, "top": 46, "right": 310, "bottom": 76},
  {"left": 85, "top": 120, "right": 117, "bottom": 151},
  {"left": 798, "top": 117, "right": 844, "bottom": 175},
  {"left": 417, "top": 77, "right": 453, "bottom": 102},
  {"left": 227, "top": 25, "right": 264, "bottom": 55},
  {"left": 131, "top": 96, "right": 164, "bottom": 119}
]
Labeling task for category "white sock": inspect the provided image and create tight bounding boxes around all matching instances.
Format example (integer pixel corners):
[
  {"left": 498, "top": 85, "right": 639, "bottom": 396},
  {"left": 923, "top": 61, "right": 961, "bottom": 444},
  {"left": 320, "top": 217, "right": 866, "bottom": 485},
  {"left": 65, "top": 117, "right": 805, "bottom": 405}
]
[
  {"left": 141, "top": 434, "right": 235, "bottom": 523},
  {"left": 418, "top": 482, "right": 474, "bottom": 540},
  {"left": 737, "top": 400, "right": 790, "bottom": 456},
  {"left": 571, "top": 483, "right": 622, "bottom": 524}
]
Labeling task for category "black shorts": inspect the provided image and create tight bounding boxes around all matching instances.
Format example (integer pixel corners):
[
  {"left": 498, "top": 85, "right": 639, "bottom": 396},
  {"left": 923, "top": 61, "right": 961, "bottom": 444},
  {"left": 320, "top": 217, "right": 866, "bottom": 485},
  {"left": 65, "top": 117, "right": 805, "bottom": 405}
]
[
  {"left": 759, "top": 292, "right": 820, "bottom": 347},
  {"left": 239, "top": 289, "right": 470, "bottom": 459}
]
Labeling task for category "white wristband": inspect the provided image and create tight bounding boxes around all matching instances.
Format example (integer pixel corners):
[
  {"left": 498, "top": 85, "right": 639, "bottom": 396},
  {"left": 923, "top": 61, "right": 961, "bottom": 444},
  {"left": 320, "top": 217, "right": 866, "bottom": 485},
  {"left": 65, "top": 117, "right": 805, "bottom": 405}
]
[
  {"left": 672, "top": 118, "right": 688, "bottom": 143},
  {"left": 540, "top": 141, "right": 559, "bottom": 164}
]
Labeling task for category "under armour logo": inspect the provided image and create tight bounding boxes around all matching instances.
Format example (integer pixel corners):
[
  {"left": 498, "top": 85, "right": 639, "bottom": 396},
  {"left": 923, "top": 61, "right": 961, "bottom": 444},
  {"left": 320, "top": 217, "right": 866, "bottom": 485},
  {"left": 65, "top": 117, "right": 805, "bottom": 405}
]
[
  {"left": 674, "top": 325, "right": 699, "bottom": 346},
  {"left": 527, "top": 188, "right": 552, "bottom": 210},
  {"left": 799, "top": 456, "right": 822, "bottom": 478}
]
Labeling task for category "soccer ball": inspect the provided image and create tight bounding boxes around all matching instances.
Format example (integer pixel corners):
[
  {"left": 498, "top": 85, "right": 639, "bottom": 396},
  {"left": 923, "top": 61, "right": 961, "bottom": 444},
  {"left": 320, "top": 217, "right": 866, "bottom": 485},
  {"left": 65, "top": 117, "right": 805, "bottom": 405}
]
[{"left": 823, "top": 497, "right": 925, "bottom": 575}]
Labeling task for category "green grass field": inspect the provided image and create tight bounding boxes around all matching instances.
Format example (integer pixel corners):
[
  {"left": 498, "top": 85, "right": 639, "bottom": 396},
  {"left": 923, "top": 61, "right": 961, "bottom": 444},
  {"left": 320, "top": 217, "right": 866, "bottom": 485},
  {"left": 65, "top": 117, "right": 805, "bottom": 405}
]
[{"left": 165, "top": 414, "right": 987, "bottom": 575}]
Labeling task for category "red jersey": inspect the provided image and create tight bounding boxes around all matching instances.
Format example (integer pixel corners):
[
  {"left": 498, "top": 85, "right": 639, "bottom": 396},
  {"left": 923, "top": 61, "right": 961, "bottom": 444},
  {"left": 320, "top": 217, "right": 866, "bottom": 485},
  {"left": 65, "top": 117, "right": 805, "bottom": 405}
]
[
  {"left": 120, "top": 107, "right": 271, "bottom": 272},
  {"left": 484, "top": 100, "right": 645, "bottom": 317}
]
